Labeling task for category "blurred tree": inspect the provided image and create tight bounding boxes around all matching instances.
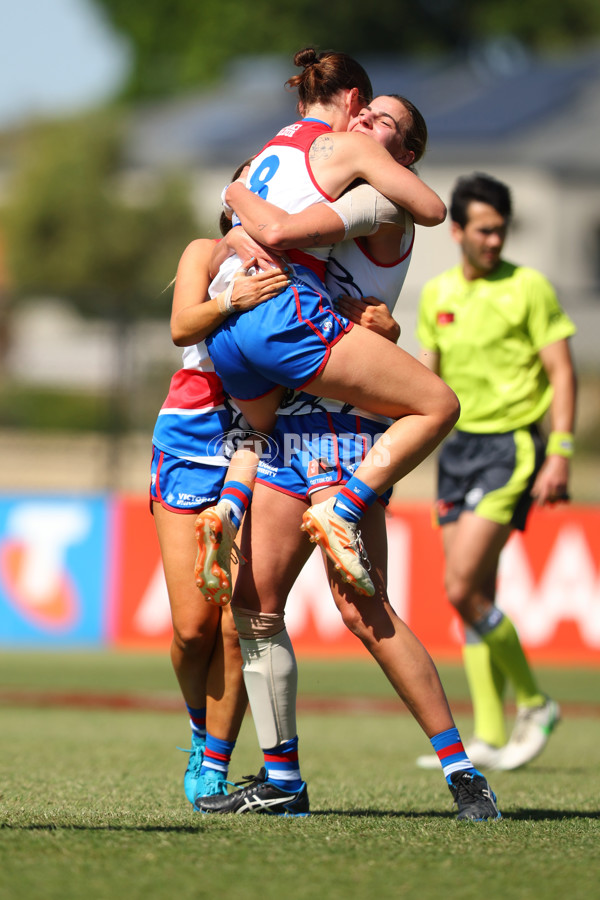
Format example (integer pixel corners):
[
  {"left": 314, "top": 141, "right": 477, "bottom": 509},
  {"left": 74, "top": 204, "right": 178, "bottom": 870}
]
[
  {"left": 2, "top": 112, "right": 196, "bottom": 320},
  {"left": 95, "top": 0, "right": 600, "bottom": 100},
  {"left": 1, "top": 112, "right": 198, "bottom": 476}
]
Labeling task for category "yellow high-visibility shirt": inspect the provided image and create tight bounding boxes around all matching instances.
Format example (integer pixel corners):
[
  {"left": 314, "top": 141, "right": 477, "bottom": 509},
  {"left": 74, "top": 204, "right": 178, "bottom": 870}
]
[{"left": 417, "top": 261, "right": 576, "bottom": 433}]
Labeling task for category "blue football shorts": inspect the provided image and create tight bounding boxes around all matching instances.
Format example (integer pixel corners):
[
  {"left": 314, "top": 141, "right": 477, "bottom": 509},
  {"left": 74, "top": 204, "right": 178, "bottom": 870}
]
[
  {"left": 256, "top": 410, "right": 393, "bottom": 505},
  {"left": 150, "top": 446, "right": 228, "bottom": 514},
  {"left": 206, "top": 267, "right": 352, "bottom": 401}
]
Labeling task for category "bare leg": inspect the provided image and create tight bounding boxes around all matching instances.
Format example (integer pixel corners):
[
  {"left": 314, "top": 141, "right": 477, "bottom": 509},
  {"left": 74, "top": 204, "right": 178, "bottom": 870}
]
[
  {"left": 316, "top": 486, "right": 455, "bottom": 737},
  {"left": 233, "top": 328, "right": 458, "bottom": 496},
  {"left": 193, "top": 402, "right": 283, "bottom": 606},
  {"left": 205, "top": 604, "right": 248, "bottom": 741},
  {"left": 153, "top": 501, "right": 248, "bottom": 798},
  {"left": 154, "top": 503, "right": 220, "bottom": 706},
  {"left": 307, "top": 327, "right": 460, "bottom": 494},
  {"left": 442, "top": 514, "right": 511, "bottom": 625},
  {"left": 442, "top": 512, "right": 544, "bottom": 707},
  {"left": 221, "top": 447, "right": 261, "bottom": 495},
  {"left": 233, "top": 487, "right": 313, "bottom": 616},
  {"left": 236, "top": 386, "right": 286, "bottom": 436}
]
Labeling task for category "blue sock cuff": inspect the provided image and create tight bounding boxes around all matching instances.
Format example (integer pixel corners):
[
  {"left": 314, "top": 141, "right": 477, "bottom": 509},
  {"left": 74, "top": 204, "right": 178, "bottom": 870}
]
[
  {"left": 264, "top": 736, "right": 298, "bottom": 756},
  {"left": 205, "top": 733, "right": 236, "bottom": 755},
  {"left": 430, "top": 727, "right": 461, "bottom": 752},
  {"left": 343, "top": 475, "right": 378, "bottom": 504},
  {"left": 333, "top": 476, "right": 378, "bottom": 522},
  {"left": 221, "top": 481, "right": 253, "bottom": 528}
]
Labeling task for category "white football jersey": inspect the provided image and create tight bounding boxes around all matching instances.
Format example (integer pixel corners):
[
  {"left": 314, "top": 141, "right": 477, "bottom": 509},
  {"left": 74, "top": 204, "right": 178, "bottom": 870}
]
[
  {"left": 279, "top": 216, "right": 414, "bottom": 422},
  {"left": 210, "top": 118, "right": 336, "bottom": 295}
]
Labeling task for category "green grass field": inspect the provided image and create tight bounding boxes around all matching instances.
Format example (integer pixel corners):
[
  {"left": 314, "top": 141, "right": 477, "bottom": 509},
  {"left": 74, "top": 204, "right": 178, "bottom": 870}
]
[{"left": 1, "top": 652, "right": 598, "bottom": 900}]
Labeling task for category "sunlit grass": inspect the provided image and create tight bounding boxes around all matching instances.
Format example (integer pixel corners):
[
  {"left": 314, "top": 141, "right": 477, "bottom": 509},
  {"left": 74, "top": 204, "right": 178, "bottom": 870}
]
[{"left": 0, "top": 653, "right": 598, "bottom": 900}]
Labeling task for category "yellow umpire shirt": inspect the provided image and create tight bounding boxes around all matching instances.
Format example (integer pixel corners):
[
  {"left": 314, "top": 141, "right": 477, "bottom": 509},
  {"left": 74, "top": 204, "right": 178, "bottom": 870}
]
[{"left": 416, "top": 261, "right": 576, "bottom": 433}]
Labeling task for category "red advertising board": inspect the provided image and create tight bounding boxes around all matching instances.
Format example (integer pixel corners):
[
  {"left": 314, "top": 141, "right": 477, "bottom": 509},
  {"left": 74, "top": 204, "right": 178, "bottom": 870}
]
[
  {"left": 108, "top": 497, "right": 174, "bottom": 649},
  {"left": 109, "top": 498, "right": 600, "bottom": 665},
  {"left": 495, "top": 504, "right": 600, "bottom": 665}
]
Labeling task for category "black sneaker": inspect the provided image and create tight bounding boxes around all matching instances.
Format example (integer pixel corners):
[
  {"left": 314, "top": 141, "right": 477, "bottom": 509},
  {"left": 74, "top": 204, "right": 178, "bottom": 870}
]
[
  {"left": 196, "top": 767, "right": 310, "bottom": 816},
  {"left": 449, "top": 771, "right": 501, "bottom": 821}
]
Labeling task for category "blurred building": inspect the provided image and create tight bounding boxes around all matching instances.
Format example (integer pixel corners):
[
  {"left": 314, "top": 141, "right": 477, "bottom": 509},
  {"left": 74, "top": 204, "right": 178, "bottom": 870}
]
[
  {"left": 126, "top": 44, "right": 600, "bottom": 367},
  {"left": 6, "top": 44, "right": 600, "bottom": 388}
]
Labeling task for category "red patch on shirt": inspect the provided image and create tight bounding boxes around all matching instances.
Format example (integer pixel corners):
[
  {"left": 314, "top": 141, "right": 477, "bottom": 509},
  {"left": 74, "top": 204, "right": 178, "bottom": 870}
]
[
  {"left": 307, "top": 459, "right": 320, "bottom": 478},
  {"left": 437, "top": 311, "right": 455, "bottom": 325}
]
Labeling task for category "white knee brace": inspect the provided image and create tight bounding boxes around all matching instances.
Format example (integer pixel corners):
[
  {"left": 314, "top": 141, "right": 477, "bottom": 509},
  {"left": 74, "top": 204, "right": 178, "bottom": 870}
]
[{"left": 232, "top": 607, "right": 298, "bottom": 749}]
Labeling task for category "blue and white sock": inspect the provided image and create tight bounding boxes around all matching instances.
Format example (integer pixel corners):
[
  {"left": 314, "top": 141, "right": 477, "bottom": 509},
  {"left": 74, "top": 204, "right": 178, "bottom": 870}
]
[
  {"left": 200, "top": 733, "right": 236, "bottom": 776},
  {"left": 263, "top": 736, "right": 302, "bottom": 792},
  {"left": 185, "top": 703, "right": 206, "bottom": 742},
  {"left": 220, "top": 481, "right": 253, "bottom": 530},
  {"left": 430, "top": 727, "right": 479, "bottom": 784},
  {"left": 332, "top": 475, "right": 378, "bottom": 524}
]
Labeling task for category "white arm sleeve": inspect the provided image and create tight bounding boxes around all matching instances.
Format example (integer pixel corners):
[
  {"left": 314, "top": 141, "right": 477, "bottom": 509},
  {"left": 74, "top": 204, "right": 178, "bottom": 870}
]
[{"left": 327, "top": 183, "right": 411, "bottom": 240}]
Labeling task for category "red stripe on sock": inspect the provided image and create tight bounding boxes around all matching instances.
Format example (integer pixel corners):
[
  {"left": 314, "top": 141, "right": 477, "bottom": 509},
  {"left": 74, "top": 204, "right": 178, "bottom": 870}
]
[
  {"left": 263, "top": 752, "right": 299, "bottom": 763},
  {"left": 339, "top": 487, "right": 369, "bottom": 513},
  {"left": 222, "top": 486, "right": 251, "bottom": 507},
  {"left": 204, "top": 750, "right": 231, "bottom": 763},
  {"left": 437, "top": 741, "right": 465, "bottom": 760}
]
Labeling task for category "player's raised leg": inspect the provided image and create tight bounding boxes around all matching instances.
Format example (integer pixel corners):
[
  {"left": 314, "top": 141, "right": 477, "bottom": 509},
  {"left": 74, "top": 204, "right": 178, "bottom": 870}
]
[{"left": 301, "top": 328, "right": 459, "bottom": 592}]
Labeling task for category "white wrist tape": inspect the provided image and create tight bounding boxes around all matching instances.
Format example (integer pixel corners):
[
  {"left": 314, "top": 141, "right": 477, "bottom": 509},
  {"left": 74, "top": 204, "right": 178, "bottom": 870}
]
[
  {"left": 216, "top": 279, "right": 235, "bottom": 316},
  {"left": 329, "top": 182, "right": 410, "bottom": 239}
]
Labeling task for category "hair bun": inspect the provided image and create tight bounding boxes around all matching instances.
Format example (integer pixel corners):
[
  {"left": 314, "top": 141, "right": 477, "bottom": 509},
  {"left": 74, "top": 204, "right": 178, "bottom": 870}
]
[{"left": 294, "top": 47, "right": 318, "bottom": 69}]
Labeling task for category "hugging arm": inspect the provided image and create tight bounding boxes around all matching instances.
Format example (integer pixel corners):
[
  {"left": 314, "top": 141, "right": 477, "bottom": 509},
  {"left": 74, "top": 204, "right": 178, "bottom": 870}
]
[
  {"left": 209, "top": 226, "right": 285, "bottom": 278},
  {"left": 225, "top": 181, "right": 347, "bottom": 252},
  {"left": 335, "top": 295, "right": 401, "bottom": 343},
  {"left": 314, "top": 131, "right": 445, "bottom": 228},
  {"left": 225, "top": 179, "right": 411, "bottom": 254},
  {"left": 171, "top": 239, "right": 289, "bottom": 346}
]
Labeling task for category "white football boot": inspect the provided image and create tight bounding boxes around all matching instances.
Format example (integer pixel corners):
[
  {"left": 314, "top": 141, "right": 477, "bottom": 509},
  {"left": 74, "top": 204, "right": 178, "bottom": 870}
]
[
  {"left": 496, "top": 697, "right": 560, "bottom": 771},
  {"left": 301, "top": 497, "right": 374, "bottom": 597}
]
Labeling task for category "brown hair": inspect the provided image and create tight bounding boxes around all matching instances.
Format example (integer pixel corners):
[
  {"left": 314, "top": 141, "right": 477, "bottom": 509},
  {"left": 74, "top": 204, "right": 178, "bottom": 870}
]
[
  {"left": 219, "top": 158, "right": 254, "bottom": 236},
  {"left": 165, "top": 158, "right": 255, "bottom": 292},
  {"left": 285, "top": 47, "right": 373, "bottom": 112},
  {"left": 383, "top": 94, "right": 428, "bottom": 168}
]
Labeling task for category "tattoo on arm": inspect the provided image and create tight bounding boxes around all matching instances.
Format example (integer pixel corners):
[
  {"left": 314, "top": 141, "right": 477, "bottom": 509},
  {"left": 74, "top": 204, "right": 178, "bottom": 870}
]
[
  {"left": 307, "top": 230, "right": 323, "bottom": 245},
  {"left": 309, "top": 135, "right": 334, "bottom": 160}
]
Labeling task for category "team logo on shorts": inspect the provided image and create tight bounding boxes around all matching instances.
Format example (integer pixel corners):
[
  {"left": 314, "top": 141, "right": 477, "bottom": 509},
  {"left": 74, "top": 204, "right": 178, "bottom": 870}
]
[{"left": 307, "top": 457, "right": 333, "bottom": 478}]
